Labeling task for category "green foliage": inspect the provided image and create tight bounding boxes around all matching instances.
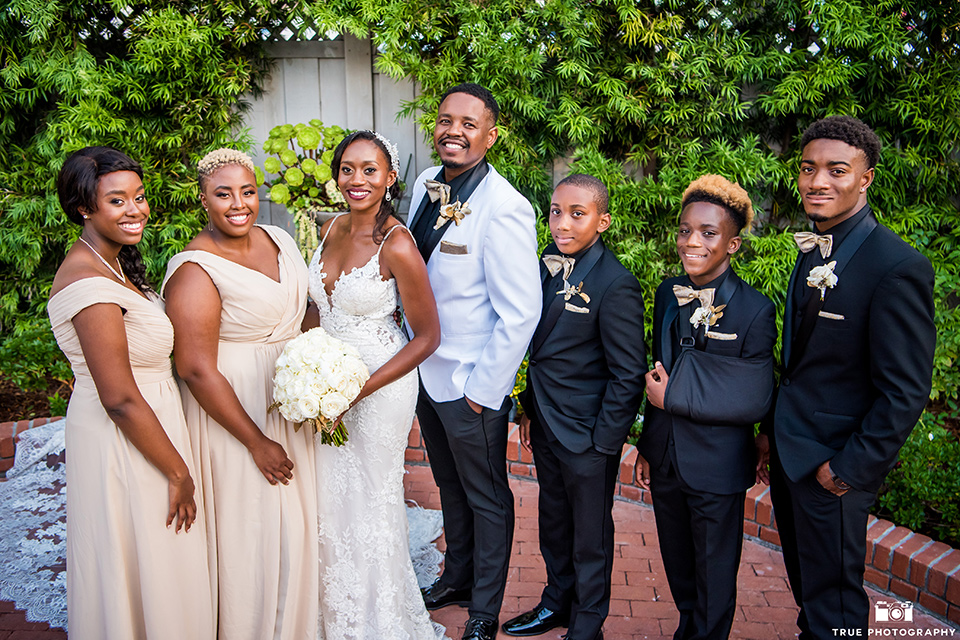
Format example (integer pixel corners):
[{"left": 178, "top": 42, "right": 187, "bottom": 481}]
[
  {"left": 877, "top": 405, "right": 960, "bottom": 548},
  {"left": 0, "top": 316, "right": 72, "bottom": 391},
  {"left": 259, "top": 120, "right": 347, "bottom": 212},
  {"left": 0, "top": 0, "right": 281, "bottom": 384}
]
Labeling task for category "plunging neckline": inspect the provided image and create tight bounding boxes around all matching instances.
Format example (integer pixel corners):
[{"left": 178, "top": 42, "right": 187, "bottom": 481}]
[
  {"left": 318, "top": 249, "right": 393, "bottom": 302},
  {"left": 190, "top": 225, "right": 285, "bottom": 285}
]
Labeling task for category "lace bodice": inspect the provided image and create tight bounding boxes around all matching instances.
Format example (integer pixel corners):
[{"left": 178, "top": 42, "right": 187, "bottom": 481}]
[{"left": 307, "top": 217, "right": 409, "bottom": 371}]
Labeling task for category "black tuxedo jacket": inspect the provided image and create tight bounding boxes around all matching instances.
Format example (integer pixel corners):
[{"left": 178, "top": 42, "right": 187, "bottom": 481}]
[
  {"left": 770, "top": 209, "right": 936, "bottom": 493},
  {"left": 638, "top": 269, "right": 776, "bottom": 494},
  {"left": 520, "top": 238, "right": 646, "bottom": 455}
]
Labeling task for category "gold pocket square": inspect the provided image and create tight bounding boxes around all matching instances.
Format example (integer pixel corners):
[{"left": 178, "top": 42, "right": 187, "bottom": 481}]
[
  {"left": 818, "top": 311, "right": 845, "bottom": 321},
  {"left": 564, "top": 302, "right": 589, "bottom": 314},
  {"left": 439, "top": 240, "right": 468, "bottom": 255},
  {"left": 705, "top": 331, "right": 738, "bottom": 340}
]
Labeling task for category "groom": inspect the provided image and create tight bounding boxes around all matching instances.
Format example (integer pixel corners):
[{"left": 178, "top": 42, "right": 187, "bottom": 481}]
[{"left": 406, "top": 83, "right": 541, "bottom": 640}]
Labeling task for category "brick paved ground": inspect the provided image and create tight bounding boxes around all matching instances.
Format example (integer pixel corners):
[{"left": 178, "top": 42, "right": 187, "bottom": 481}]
[{"left": 1, "top": 463, "right": 956, "bottom": 639}]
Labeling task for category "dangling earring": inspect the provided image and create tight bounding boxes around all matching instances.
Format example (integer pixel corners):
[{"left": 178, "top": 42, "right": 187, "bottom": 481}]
[{"left": 385, "top": 191, "right": 392, "bottom": 202}]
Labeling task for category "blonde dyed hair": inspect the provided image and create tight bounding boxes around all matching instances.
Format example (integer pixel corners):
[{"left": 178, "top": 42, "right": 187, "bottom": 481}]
[
  {"left": 681, "top": 174, "right": 755, "bottom": 233},
  {"left": 197, "top": 148, "right": 256, "bottom": 188}
]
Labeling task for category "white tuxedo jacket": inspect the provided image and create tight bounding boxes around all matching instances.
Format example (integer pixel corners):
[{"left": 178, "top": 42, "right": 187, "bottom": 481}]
[{"left": 406, "top": 164, "right": 541, "bottom": 409}]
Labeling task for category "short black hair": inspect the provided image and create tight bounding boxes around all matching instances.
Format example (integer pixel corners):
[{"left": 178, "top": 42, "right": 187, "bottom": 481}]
[
  {"left": 800, "top": 115, "right": 882, "bottom": 169},
  {"left": 439, "top": 83, "right": 500, "bottom": 125},
  {"left": 556, "top": 173, "right": 609, "bottom": 216}
]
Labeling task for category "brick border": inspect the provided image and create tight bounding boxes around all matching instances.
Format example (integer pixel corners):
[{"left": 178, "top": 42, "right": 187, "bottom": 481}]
[
  {"left": 409, "top": 418, "right": 960, "bottom": 624},
  {"left": 6, "top": 417, "right": 959, "bottom": 625}
]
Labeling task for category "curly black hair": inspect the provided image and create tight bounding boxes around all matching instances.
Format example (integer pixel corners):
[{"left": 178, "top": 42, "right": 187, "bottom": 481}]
[
  {"left": 57, "top": 147, "right": 152, "bottom": 293},
  {"left": 439, "top": 83, "right": 500, "bottom": 125},
  {"left": 556, "top": 173, "right": 609, "bottom": 216},
  {"left": 800, "top": 115, "right": 881, "bottom": 168}
]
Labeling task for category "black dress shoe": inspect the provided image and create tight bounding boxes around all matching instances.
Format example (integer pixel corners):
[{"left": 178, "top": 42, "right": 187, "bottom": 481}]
[
  {"left": 502, "top": 605, "right": 569, "bottom": 636},
  {"left": 462, "top": 617, "right": 498, "bottom": 640},
  {"left": 420, "top": 578, "right": 471, "bottom": 610}
]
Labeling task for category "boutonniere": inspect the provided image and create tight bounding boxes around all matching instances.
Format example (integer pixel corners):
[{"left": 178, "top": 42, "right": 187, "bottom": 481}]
[
  {"left": 806, "top": 260, "right": 838, "bottom": 301},
  {"left": 557, "top": 280, "right": 591, "bottom": 304},
  {"left": 434, "top": 199, "right": 472, "bottom": 230},
  {"left": 690, "top": 304, "right": 726, "bottom": 330}
]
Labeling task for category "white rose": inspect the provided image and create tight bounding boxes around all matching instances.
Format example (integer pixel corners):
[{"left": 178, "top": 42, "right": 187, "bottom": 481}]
[
  {"left": 341, "top": 379, "right": 362, "bottom": 401},
  {"left": 320, "top": 391, "right": 350, "bottom": 419},
  {"left": 342, "top": 357, "right": 369, "bottom": 381},
  {"left": 274, "top": 368, "right": 295, "bottom": 390},
  {"left": 326, "top": 364, "right": 348, "bottom": 391},
  {"left": 297, "top": 395, "right": 321, "bottom": 420},
  {"left": 281, "top": 404, "right": 304, "bottom": 423}
]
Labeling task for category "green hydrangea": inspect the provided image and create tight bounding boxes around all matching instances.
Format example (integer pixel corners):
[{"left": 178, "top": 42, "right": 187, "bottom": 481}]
[
  {"left": 284, "top": 167, "right": 304, "bottom": 186},
  {"left": 269, "top": 183, "right": 290, "bottom": 204},
  {"left": 263, "top": 157, "right": 281, "bottom": 174},
  {"left": 297, "top": 127, "right": 321, "bottom": 150}
]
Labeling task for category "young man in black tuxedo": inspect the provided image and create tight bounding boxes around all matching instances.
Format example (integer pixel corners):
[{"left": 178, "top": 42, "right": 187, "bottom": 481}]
[
  {"left": 636, "top": 175, "right": 776, "bottom": 640},
  {"left": 760, "top": 116, "right": 936, "bottom": 638},
  {"left": 501, "top": 174, "right": 646, "bottom": 640}
]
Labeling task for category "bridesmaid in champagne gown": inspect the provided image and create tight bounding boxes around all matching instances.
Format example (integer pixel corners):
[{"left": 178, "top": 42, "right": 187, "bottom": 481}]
[
  {"left": 303, "top": 131, "right": 442, "bottom": 639},
  {"left": 47, "top": 147, "right": 214, "bottom": 639},
  {"left": 163, "top": 149, "right": 318, "bottom": 640}
]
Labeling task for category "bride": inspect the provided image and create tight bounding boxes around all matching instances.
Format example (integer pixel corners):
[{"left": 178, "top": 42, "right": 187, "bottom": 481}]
[{"left": 304, "top": 130, "right": 443, "bottom": 639}]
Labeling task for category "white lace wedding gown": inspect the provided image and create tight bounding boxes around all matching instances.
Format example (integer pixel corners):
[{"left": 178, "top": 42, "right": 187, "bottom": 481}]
[{"left": 308, "top": 216, "right": 444, "bottom": 640}]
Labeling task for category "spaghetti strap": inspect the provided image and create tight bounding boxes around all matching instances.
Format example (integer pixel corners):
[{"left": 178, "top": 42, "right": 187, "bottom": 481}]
[
  {"left": 377, "top": 225, "right": 415, "bottom": 256},
  {"left": 321, "top": 213, "right": 348, "bottom": 246}
]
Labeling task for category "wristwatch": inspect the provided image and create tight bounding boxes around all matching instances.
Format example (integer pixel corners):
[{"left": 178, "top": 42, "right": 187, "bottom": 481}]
[{"left": 831, "top": 473, "right": 851, "bottom": 491}]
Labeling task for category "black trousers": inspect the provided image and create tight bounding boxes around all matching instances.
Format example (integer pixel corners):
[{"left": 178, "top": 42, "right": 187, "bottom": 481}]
[
  {"left": 530, "top": 417, "right": 618, "bottom": 640},
  {"left": 769, "top": 443, "right": 875, "bottom": 639},
  {"left": 650, "top": 452, "right": 745, "bottom": 640},
  {"left": 416, "top": 381, "right": 514, "bottom": 620}
]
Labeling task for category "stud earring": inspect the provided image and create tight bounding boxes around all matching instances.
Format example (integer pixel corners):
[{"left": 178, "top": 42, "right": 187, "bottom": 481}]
[{"left": 82, "top": 215, "right": 89, "bottom": 219}]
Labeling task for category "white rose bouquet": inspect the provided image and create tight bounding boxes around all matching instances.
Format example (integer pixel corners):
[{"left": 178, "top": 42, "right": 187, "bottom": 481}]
[{"left": 270, "top": 327, "right": 369, "bottom": 446}]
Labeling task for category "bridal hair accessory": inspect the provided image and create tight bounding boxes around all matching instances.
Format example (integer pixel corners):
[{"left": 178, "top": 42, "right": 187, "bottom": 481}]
[
  {"left": 78, "top": 237, "right": 125, "bottom": 283},
  {"left": 543, "top": 254, "right": 575, "bottom": 280},
  {"left": 270, "top": 327, "right": 370, "bottom": 447},
  {"left": 424, "top": 178, "right": 473, "bottom": 229},
  {"left": 558, "top": 280, "right": 590, "bottom": 304},
  {"left": 197, "top": 148, "right": 256, "bottom": 182},
  {"left": 367, "top": 130, "right": 400, "bottom": 174},
  {"left": 807, "top": 260, "right": 838, "bottom": 300},
  {"left": 673, "top": 284, "right": 716, "bottom": 308},
  {"left": 794, "top": 231, "right": 833, "bottom": 259}
]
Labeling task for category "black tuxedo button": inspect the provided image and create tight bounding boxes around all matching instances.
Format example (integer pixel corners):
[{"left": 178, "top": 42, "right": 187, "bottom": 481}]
[
  {"left": 783, "top": 378, "right": 791, "bottom": 386},
  {"left": 529, "top": 360, "right": 537, "bottom": 366}
]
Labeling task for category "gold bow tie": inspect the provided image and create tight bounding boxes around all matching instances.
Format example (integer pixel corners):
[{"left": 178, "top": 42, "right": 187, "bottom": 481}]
[
  {"left": 794, "top": 231, "right": 833, "bottom": 259},
  {"left": 434, "top": 200, "right": 472, "bottom": 230},
  {"left": 673, "top": 285, "right": 715, "bottom": 308},
  {"left": 424, "top": 179, "right": 451, "bottom": 206},
  {"left": 542, "top": 255, "right": 575, "bottom": 280},
  {"left": 558, "top": 280, "right": 590, "bottom": 304}
]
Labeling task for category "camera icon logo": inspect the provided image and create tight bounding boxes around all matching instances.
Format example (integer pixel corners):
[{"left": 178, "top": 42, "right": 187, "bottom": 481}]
[{"left": 875, "top": 600, "right": 914, "bottom": 623}]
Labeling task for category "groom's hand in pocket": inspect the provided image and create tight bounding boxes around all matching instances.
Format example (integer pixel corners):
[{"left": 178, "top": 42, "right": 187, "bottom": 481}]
[{"left": 465, "top": 396, "right": 484, "bottom": 414}]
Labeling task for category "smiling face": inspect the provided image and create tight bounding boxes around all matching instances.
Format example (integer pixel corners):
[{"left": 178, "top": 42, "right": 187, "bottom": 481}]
[
  {"left": 200, "top": 163, "right": 259, "bottom": 239},
  {"left": 336, "top": 138, "right": 397, "bottom": 215},
  {"left": 80, "top": 170, "right": 149, "bottom": 249},
  {"left": 549, "top": 183, "right": 610, "bottom": 256},
  {"left": 433, "top": 92, "right": 498, "bottom": 180},
  {"left": 677, "top": 201, "right": 741, "bottom": 286},
  {"left": 798, "top": 138, "right": 874, "bottom": 231}
]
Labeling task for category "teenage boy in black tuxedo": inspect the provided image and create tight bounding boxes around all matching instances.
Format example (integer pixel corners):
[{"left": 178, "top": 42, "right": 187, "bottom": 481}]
[
  {"left": 501, "top": 174, "right": 646, "bottom": 640},
  {"left": 760, "top": 116, "right": 935, "bottom": 638},
  {"left": 636, "top": 175, "right": 776, "bottom": 640}
]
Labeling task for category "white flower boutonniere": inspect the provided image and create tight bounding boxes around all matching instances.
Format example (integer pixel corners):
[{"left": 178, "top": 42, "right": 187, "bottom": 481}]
[
  {"left": 806, "top": 260, "right": 838, "bottom": 301},
  {"left": 690, "top": 304, "right": 726, "bottom": 330}
]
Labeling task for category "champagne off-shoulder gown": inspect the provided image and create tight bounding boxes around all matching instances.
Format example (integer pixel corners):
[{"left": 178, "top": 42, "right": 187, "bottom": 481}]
[
  {"left": 162, "top": 225, "right": 318, "bottom": 640},
  {"left": 47, "top": 277, "right": 215, "bottom": 640}
]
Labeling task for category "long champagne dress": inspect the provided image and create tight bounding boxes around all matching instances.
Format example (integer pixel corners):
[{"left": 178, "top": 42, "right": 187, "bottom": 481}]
[
  {"left": 163, "top": 225, "right": 318, "bottom": 640},
  {"left": 307, "top": 216, "right": 442, "bottom": 640},
  {"left": 47, "top": 277, "right": 215, "bottom": 639}
]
